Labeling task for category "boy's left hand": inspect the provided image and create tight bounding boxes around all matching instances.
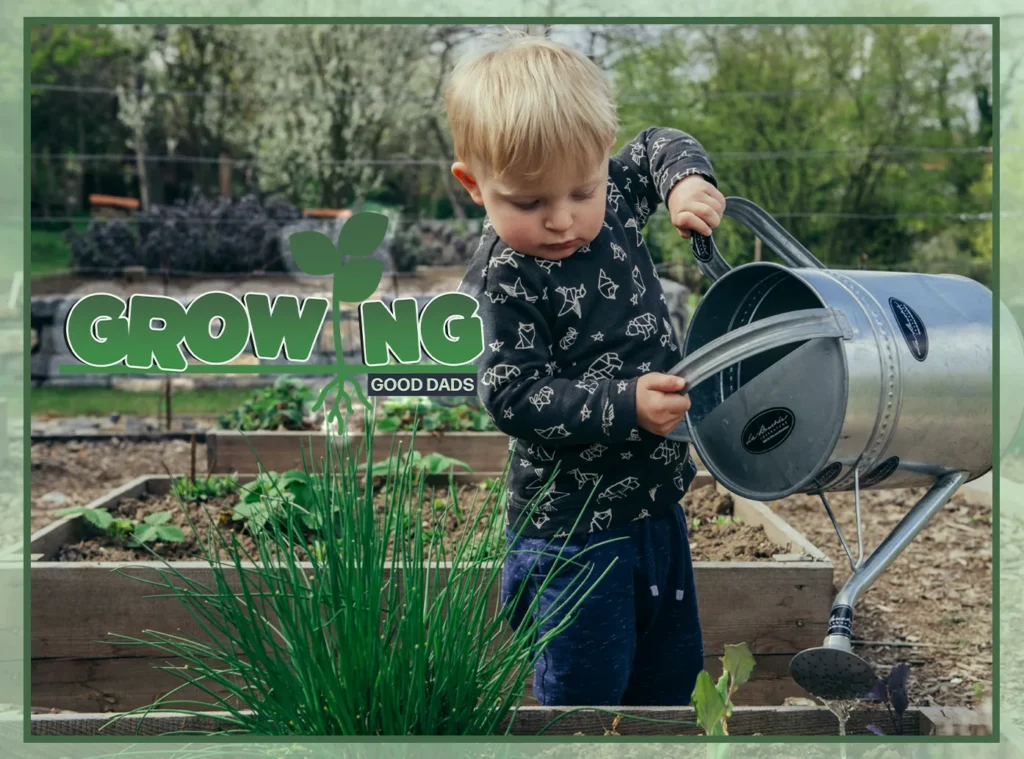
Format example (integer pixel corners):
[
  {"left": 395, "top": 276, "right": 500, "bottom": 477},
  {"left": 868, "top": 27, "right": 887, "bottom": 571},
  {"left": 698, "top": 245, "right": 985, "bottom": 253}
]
[{"left": 667, "top": 175, "right": 727, "bottom": 239}]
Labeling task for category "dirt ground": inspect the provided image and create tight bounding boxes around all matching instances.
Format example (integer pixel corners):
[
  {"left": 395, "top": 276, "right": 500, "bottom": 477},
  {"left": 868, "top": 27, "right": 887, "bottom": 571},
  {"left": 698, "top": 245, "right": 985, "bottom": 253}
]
[
  {"left": 30, "top": 438, "right": 196, "bottom": 533},
  {"left": 33, "top": 446, "right": 785, "bottom": 564},
  {"left": 769, "top": 485, "right": 993, "bottom": 709}
]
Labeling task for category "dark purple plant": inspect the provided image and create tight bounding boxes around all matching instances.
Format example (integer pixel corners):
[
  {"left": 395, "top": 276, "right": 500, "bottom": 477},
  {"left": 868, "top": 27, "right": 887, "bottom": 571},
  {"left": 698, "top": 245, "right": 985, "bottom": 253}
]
[{"left": 865, "top": 661, "right": 910, "bottom": 735}]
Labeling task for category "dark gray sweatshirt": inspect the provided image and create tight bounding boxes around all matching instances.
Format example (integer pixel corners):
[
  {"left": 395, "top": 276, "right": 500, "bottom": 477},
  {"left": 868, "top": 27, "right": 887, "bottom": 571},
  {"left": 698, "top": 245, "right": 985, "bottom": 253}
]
[{"left": 459, "top": 126, "right": 718, "bottom": 539}]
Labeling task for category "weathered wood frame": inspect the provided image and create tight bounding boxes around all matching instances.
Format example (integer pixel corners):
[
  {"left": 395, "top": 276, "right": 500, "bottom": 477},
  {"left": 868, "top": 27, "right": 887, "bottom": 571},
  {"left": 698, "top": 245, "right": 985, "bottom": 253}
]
[
  {"left": 28, "top": 705, "right": 990, "bottom": 737},
  {"left": 205, "top": 428, "right": 515, "bottom": 476},
  {"left": 25, "top": 472, "right": 833, "bottom": 713}
]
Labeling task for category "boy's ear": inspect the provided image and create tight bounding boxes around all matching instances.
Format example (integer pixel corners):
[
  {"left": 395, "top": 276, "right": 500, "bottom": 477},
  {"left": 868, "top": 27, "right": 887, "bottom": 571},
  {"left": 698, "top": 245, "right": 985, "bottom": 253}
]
[{"left": 452, "top": 162, "right": 484, "bottom": 205}]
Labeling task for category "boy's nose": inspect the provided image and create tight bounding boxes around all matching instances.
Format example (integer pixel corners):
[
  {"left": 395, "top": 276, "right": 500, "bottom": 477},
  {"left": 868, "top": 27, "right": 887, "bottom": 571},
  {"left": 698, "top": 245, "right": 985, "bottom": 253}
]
[{"left": 545, "top": 208, "right": 573, "bottom": 233}]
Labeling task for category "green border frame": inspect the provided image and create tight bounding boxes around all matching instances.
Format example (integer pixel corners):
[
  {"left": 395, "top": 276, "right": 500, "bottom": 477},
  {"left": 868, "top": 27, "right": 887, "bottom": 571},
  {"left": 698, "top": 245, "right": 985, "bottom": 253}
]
[{"left": 11, "top": 14, "right": 1006, "bottom": 753}]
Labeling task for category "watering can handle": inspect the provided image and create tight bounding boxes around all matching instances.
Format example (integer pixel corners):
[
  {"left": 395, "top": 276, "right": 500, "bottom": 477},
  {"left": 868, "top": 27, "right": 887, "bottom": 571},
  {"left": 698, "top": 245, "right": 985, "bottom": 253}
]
[
  {"left": 664, "top": 308, "right": 851, "bottom": 442},
  {"left": 689, "top": 197, "right": 827, "bottom": 283}
]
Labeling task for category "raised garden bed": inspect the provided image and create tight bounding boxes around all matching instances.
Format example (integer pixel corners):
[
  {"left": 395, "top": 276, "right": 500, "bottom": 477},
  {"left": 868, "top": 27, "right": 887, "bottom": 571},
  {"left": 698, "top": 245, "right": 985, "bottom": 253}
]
[
  {"left": 25, "top": 474, "right": 832, "bottom": 713},
  {"left": 206, "top": 428, "right": 709, "bottom": 478},
  {"left": 205, "top": 428, "right": 513, "bottom": 476},
  {"left": 29, "top": 704, "right": 989, "bottom": 737}
]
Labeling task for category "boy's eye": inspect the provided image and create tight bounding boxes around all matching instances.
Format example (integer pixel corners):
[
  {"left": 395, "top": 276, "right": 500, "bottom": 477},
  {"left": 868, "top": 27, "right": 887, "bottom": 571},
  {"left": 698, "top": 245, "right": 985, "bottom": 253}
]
[
  {"left": 573, "top": 191, "right": 595, "bottom": 201},
  {"left": 513, "top": 200, "right": 540, "bottom": 210}
]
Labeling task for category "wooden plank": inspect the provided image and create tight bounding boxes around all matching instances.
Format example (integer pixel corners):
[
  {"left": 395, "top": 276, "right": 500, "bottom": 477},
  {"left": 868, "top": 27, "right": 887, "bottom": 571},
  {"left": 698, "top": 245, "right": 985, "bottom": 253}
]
[
  {"left": 28, "top": 475, "right": 152, "bottom": 561},
  {"left": 206, "top": 430, "right": 513, "bottom": 475},
  {"left": 30, "top": 652, "right": 804, "bottom": 714},
  {"left": 732, "top": 494, "right": 830, "bottom": 562},
  {"left": 503, "top": 704, "right": 928, "bottom": 736},
  {"left": 30, "top": 705, "right": 984, "bottom": 737},
  {"left": 30, "top": 558, "right": 830, "bottom": 660},
  {"left": 918, "top": 705, "right": 992, "bottom": 736}
]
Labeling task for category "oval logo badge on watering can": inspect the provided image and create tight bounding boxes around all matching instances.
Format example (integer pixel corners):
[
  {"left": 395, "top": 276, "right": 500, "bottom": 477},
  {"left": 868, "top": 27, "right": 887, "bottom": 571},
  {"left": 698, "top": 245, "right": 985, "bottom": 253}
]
[
  {"left": 741, "top": 407, "right": 795, "bottom": 454},
  {"left": 888, "top": 298, "right": 928, "bottom": 362}
]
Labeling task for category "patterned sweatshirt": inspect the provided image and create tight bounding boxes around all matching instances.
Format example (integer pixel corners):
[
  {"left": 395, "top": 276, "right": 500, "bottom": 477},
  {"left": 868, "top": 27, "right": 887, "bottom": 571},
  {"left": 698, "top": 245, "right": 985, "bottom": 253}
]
[{"left": 459, "top": 127, "right": 718, "bottom": 540}]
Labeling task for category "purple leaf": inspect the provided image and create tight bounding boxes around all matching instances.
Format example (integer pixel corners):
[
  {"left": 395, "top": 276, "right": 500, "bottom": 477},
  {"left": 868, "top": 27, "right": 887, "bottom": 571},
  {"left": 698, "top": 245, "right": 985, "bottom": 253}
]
[
  {"left": 866, "top": 724, "right": 886, "bottom": 736},
  {"left": 887, "top": 662, "right": 910, "bottom": 718},
  {"left": 864, "top": 677, "right": 888, "bottom": 703}
]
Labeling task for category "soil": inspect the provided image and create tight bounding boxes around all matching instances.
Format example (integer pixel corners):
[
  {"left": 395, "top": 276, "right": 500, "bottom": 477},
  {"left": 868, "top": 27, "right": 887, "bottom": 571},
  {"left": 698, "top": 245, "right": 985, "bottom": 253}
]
[
  {"left": 769, "top": 486, "right": 993, "bottom": 710},
  {"left": 54, "top": 482, "right": 499, "bottom": 564},
  {"left": 30, "top": 439, "right": 200, "bottom": 533},
  {"left": 47, "top": 477, "right": 786, "bottom": 565},
  {"left": 681, "top": 484, "right": 783, "bottom": 561}
]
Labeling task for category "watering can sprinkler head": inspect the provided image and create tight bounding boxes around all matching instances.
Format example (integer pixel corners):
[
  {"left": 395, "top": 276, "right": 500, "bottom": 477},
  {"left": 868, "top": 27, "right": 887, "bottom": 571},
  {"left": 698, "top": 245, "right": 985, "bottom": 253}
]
[
  {"left": 790, "top": 621, "right": 879, "bottom": 702},
  {"left": 789, "top": 469, "right": 970, "bottom": 701}
]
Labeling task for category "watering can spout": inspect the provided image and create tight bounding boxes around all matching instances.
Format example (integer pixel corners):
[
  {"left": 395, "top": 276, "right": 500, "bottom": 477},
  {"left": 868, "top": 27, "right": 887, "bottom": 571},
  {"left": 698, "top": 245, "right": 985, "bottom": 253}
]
[{"left": 789, "top": 469, "right": 970, "bottom": 701}]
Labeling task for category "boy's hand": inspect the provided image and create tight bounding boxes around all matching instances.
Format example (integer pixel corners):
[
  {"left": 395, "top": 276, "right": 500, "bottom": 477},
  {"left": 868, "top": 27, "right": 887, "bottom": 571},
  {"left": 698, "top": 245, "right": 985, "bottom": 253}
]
[
  {"left": 636, "top": 373, "right": 691, "bottom": 437},
  {"left": 667, "top": 175, "right": 727, "bottom": 239}
]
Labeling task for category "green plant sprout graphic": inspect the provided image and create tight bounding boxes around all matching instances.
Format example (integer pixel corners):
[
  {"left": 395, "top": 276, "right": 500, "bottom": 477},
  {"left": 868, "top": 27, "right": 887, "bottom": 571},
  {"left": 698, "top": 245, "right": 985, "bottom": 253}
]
[{"left": 288, "top": 212, "right": 387, "bottom": 427}]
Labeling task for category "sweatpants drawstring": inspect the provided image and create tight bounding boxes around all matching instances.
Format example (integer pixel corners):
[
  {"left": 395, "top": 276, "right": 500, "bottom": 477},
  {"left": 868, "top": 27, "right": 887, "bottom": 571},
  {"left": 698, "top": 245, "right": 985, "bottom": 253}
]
[
  {"left": 643, "top": 516, "right": 659, "bottom": 597},
  {"left": 675, "top": 510, "right": 687, "bottom": 601},
  {"left": 641, "top": 508, "right": 689, "bottom": 600}
]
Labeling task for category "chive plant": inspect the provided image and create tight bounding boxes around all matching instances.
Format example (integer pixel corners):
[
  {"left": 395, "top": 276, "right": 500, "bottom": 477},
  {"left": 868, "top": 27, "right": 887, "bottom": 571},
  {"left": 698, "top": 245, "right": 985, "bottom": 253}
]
[{"left": 105, "top": 419, "right": 620, "bottom": 736}]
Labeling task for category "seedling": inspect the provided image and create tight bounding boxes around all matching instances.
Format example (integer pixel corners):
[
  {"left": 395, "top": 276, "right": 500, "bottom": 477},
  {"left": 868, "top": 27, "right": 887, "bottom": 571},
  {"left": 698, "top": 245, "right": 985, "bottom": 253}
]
[
  {"left": 54, "top": 507, "right": 185, "bottom": 545},
  {"left": 217, "top": 377, "right": 317, "bottom": 431},
  {"left": 360, "top": 450, "right": 472, "bottom": 480},
  {"left": 232, "top": 469, "right": 319, "bottom": 535},
  {"left": 691, "top": 642, "right": 756, "bottom": 736},
  {"left": 131, "top": 512, "right": 188, "bottom": 545},
  {"left": 864, "top": 662, "right": 911, "bottom": 735},
  {"left": 171, "top": 473, "right": 239, "bottom": 502},
  {"left": 374, "top": 396, "right": 496, "bottom": 433}
]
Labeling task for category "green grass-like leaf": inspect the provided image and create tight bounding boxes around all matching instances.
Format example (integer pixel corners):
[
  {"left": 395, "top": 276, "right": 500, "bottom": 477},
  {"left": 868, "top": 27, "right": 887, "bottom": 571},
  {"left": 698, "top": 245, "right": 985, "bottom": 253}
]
[{"left": 104, "top": 418, "right": 626, "bottom": 736}]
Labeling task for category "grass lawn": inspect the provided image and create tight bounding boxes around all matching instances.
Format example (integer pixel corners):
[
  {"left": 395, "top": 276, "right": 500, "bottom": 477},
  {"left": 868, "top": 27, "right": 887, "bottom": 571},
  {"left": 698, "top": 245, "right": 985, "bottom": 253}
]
[
  {"left": 31, "top": 387, "right": 256, "bottom": 418},
  {"left": 30, "top": 218, "right": 92, "bottom": 278}
]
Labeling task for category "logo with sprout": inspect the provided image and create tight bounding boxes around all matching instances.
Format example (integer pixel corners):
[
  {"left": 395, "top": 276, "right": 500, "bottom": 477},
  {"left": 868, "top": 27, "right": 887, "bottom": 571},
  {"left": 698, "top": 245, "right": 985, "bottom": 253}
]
[{"left": 61, "top": 212, "right": 486, "bottom": 425}]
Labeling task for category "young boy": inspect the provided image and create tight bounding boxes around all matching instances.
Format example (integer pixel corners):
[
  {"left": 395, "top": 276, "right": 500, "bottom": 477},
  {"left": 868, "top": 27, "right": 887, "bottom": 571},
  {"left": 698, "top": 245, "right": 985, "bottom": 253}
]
[{"left": 446, "top": 31, "right": 726, "bottom": 707}]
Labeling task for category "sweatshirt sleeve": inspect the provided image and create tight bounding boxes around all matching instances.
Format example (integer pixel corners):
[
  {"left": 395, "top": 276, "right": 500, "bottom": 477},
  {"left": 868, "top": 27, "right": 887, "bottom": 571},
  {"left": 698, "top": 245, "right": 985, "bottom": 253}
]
[
  {"left": 471, "top": 247, "right": 639, "bottom": 448},
  {"left": 610, "top": 126, "right": 717, "bottom": 230}
]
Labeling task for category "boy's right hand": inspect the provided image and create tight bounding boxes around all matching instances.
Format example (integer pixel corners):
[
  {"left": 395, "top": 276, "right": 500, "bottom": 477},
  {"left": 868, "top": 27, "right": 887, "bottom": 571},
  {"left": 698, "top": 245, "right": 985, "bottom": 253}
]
[{"left": 635, "top": 373, "right": 691, "bottom": 437}]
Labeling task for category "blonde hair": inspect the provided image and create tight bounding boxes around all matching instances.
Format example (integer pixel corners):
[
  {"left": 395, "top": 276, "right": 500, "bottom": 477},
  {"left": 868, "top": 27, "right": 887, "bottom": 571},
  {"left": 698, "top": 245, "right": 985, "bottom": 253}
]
[{"left": 444, "top": 29, "right": 618, "bottom": 182}]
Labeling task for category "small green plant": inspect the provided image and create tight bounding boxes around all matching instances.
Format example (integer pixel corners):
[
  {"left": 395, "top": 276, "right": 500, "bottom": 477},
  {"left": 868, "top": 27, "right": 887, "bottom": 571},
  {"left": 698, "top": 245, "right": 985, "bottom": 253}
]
[
  {"left": 131, "top": 512, "right": 188, "bottom": 545},
  {"left": 217, "top": 377, "right": 317, "bottom": 431},
  {"left": 691, "top": 642, "right": 756, "bottom": 736},
  {"left": 374, "top": 396, "right": 496, "bottom": 433},
  {"left": 232, "top": 470, "right": 319, "bottom": 535},
  {"left": 54, "top": 507, "right": 185, "bottom": 545},
  {"left": 360, "top": 450, "right": 472, "bottom": 479},
  {"left": 170, "top": 473, "right": 239, "bottom": 502}
]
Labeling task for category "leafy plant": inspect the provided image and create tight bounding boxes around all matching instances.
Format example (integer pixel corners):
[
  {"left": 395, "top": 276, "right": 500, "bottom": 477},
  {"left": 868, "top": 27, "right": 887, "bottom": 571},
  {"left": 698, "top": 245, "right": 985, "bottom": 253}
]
[
  {"left": 360, "top": 450, "right": 472, "bottom": 479},
  {"left": 66, "top": 191, "right": 303, "bottom": 276},
  {"left": 54, "top": 506, "right": 185, "bottom": 545},
  {"left": 171, "top": 474, "right": 239, "bottom": 502},
  {"left": 232, "top": 470, "right": 319, "bottom": 535},
  {"left": 104, "top": 421, "right": 616, "bottom": 735},
  {"left": 691, "top": 642, "right": 756, "bottom": 736},
  {"left": 217, "top": 377, "right": 317, "bottom": 431},
  {"left": 132, "top": 512, "right": 188, "bottom": 545},
  {"left": 865, "top": 662, "right": 911, "bottom": 736},
  {"left": 374, "top": 397, "right": 496, "bottom": 433}
]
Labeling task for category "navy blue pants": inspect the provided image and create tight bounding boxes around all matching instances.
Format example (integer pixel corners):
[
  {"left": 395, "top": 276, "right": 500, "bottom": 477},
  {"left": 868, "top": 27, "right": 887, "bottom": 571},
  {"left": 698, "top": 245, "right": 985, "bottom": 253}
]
[{"left": 500, "top": 504, "right": 704, "bottom": 706}]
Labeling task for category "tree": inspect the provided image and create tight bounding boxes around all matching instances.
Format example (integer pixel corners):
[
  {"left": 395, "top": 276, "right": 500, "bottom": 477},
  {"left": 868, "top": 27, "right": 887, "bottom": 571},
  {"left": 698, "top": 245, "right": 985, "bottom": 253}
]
[{"left": 607, "top": 24, "right": 992, "bottom": 283}]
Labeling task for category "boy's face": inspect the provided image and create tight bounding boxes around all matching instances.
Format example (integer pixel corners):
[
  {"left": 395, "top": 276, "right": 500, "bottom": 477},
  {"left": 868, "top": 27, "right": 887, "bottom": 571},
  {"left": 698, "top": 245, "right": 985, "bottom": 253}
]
[{"left": 452, "top": 153, "right": 609, "bottom": 261}]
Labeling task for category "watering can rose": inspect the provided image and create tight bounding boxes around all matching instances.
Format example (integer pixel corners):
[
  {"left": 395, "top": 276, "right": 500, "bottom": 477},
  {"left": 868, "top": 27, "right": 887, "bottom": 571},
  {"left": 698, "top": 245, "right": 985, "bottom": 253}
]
[{"left": 63, "top": 290, "right": 485, "bottom": 371}]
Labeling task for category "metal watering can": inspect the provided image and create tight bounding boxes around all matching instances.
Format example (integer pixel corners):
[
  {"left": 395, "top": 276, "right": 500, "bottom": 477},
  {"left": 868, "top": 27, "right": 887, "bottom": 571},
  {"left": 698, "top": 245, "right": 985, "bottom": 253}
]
[{"left": 660, "top": 197, "right": 1024, "bottom": 701}]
